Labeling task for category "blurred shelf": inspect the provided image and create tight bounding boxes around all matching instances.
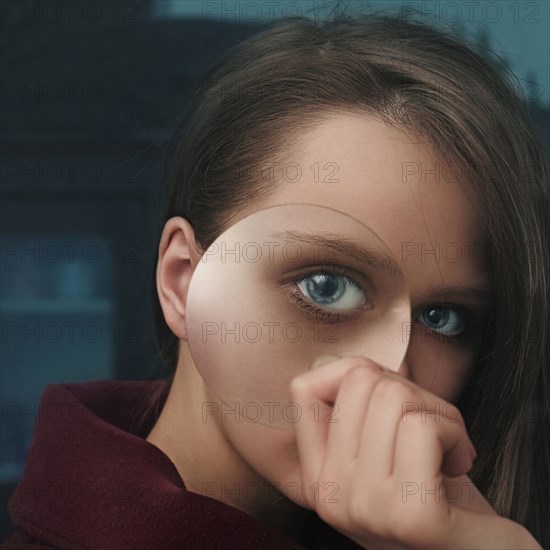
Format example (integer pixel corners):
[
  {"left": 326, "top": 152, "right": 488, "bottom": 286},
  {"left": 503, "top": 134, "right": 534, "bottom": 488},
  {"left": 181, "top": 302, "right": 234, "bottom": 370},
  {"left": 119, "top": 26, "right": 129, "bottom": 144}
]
[{"left": 1, "top": 298, "right": 112, "bottom": 314}]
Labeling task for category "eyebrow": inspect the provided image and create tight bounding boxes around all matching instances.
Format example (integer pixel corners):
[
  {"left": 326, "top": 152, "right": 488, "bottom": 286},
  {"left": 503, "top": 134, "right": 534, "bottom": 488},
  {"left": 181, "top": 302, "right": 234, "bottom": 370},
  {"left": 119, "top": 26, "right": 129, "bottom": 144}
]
[
  {"left": 267, "top": 230, "right": 403, "bottom": 279},
  {"left": 268, "top": 230, "right": 493, "bottom": 306},
  {"left": 423, "top": 283, "right": 493, "bottom": 306}
]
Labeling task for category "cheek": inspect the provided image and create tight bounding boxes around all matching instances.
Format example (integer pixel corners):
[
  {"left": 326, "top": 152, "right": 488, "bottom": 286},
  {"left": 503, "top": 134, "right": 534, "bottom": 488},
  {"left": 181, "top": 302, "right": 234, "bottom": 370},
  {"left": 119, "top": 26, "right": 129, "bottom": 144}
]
[
  {"left": 222, "top": 420, "right": 314, "bottom": 507},
  {"left": 406, "top": 332, "right": 478, "bottom": 402},
  {"left": 187, "top": 270, "right": 319, "bottom": 430}
]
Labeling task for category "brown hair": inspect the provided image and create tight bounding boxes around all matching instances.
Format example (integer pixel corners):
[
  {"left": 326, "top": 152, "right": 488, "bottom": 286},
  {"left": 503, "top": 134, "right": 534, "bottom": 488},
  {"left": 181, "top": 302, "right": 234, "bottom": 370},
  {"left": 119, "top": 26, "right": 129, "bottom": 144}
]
[{"left": 150, "top": 13, "right": 549, "bottom": 546}]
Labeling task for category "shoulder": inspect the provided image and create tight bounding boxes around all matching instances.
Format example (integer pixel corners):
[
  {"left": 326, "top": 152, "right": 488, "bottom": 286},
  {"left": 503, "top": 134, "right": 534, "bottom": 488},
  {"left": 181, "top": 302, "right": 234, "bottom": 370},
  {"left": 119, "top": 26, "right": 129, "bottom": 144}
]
[{"left": 1, "top": 529, "right": 57, "bottom": 549}]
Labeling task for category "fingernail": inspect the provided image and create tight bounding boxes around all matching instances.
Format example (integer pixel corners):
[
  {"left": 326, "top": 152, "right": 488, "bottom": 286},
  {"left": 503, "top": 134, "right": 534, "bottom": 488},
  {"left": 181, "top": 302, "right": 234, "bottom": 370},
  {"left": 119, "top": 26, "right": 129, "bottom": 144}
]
[{"left": 309, "top": 354, "right": 341, "bottom": 370}]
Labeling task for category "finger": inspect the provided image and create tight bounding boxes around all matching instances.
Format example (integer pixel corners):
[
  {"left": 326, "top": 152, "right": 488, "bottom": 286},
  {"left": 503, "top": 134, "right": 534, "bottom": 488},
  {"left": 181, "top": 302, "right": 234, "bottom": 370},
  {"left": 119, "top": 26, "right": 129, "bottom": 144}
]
[
  {"left": 292, "top": 355, "right": 385, "bottom": 404},
  {"left": 289, "top": 356, "right": 385, "bottom": 483},
  {"left": 395, "top": 409, "right": 475, "bottom": 481},
  {"left": 324, "top": 364, "right": 385, "bottom": 467},
  {"left": 357, "top": 378, "right": 413, "bottom": 479},
  {"left": 394, "top": 375, "right": 474, "bottom": 472}
]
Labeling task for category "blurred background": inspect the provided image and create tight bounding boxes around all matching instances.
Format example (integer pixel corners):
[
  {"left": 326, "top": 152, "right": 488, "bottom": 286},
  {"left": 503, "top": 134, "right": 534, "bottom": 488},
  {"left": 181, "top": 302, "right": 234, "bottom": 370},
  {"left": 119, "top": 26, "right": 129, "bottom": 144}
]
[{"left": 1, "top": 0, "right": 548, "bottom": 538}]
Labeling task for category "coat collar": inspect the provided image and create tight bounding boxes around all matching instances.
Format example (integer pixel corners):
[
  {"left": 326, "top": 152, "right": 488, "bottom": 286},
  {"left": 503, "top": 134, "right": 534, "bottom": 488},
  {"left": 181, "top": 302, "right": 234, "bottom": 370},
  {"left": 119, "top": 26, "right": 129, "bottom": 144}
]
[{"left": 8, "top": 380, "right": 359, "bottom": 549}]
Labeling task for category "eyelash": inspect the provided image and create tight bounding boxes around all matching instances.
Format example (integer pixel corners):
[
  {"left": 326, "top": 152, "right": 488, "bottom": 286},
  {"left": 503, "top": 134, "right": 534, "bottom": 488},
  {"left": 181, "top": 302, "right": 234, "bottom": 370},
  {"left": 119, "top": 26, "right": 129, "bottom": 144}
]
[{"left": 283, "top": 266, "right": 365, "bottom": 325}]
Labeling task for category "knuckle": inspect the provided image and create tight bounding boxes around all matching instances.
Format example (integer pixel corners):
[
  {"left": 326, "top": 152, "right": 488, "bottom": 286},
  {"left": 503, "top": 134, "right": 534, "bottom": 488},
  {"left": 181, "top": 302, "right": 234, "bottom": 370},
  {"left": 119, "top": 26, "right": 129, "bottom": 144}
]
[
  {"left": 401, "top": 413, "right": 435, "bottom": 441},
  {"left": 379, "top": 380, "right": 417, "bottom": 409},
  {"left": 289, "top": 374, "right": 309, "bottom": 397},
  {"left": 444, "top": 403, "right": 464, "bottom": 425},
  {"left": 342, "top": 364, "right": 374, "bottom": 386},
  {"left": 395, "top": 384, "right": 417, "bottom": 405},
  {"left": 343, "top": 356, "right": 385, "bottom": 374},
  {"left": 342, "top": 355, "right": 372, "bottom": 368},
  {"left": 370, "top": 378, "right": 394, "bottom": 398},
  {"left": 404, "top": 412, "right": 432, "bottom": 433}
]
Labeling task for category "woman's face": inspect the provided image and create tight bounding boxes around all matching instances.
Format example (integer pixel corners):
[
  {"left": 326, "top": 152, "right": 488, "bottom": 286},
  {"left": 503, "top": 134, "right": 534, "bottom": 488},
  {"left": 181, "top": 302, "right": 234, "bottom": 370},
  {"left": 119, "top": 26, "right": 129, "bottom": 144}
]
[
  {"left": 186, "top": 201, "right": 412, "bottom": 430},
  {"left": 178, "top": 113, "right": 492, "bottom": 507}
]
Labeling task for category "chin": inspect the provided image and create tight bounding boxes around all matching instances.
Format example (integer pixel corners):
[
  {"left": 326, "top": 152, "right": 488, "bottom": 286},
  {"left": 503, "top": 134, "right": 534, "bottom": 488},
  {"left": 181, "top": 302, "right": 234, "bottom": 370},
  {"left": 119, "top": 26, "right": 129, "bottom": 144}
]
[{"left": 226, "top": 420, "right": 310, "bottom": 503}]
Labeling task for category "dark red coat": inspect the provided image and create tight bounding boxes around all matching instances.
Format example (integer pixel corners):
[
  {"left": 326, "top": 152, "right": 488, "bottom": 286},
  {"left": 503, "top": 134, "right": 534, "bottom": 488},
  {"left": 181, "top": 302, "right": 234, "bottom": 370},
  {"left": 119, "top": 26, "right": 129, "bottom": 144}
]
[{"left": 3, "top": 380, "right": 362, "bottom": 549}]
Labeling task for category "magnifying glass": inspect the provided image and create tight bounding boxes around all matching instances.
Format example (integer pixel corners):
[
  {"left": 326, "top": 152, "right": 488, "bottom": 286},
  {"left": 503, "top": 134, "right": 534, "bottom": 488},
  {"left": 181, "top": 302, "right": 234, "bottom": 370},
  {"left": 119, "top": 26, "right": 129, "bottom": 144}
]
[{"left": 185, "top": 203, "right": 411, "bottom": 430}]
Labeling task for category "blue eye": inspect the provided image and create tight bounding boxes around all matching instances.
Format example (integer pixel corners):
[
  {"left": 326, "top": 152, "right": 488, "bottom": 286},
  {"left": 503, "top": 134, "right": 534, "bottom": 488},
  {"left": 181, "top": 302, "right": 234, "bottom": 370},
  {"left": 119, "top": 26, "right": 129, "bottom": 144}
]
[
  {"left": 418, "top": 306, "right": 465, "bottom": 336},
  {"left": 295, "top": 269, "right": 367, "bottom": 310}
]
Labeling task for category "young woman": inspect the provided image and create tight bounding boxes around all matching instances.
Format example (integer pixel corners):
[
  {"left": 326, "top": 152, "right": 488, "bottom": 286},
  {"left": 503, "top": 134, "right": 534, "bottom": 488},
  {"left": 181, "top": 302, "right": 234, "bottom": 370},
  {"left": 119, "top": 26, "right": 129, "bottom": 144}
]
[{"left": 6, "top": 12, "right": 548, "bottom": 550}]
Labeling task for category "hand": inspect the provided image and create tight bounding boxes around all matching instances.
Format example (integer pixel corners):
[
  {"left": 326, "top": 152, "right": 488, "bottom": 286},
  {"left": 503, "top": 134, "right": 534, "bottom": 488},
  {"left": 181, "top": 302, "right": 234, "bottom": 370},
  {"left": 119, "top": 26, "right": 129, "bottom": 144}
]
[{"left": 289, "top": 356, "right": 542, "bottom": 549}]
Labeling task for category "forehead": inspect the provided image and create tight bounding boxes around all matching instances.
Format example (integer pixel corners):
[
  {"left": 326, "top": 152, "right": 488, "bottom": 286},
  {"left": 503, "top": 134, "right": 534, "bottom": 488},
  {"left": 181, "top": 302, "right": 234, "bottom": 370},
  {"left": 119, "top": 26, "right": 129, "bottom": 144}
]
[{"left": 237, "top": 113, "right": 490, "bottom": 292}]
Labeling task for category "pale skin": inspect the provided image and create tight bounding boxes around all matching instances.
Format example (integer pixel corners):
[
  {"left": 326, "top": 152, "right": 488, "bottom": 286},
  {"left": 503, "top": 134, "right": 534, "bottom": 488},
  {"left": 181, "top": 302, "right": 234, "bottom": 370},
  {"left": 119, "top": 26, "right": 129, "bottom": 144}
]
[{"left": 147, "top": 113, "right": 542, "bottom": 548}]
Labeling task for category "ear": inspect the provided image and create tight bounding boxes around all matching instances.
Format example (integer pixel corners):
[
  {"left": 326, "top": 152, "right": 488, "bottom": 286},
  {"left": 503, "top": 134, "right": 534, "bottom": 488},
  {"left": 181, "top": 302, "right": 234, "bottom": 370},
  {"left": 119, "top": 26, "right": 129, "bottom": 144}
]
[{"left": 156, "top": 216, "right": 202, "bottom": 341}]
